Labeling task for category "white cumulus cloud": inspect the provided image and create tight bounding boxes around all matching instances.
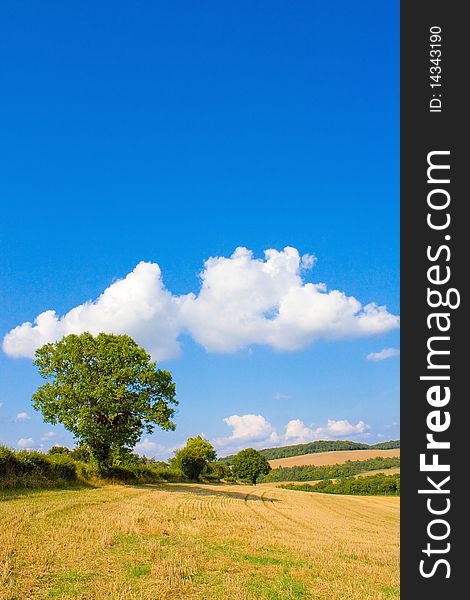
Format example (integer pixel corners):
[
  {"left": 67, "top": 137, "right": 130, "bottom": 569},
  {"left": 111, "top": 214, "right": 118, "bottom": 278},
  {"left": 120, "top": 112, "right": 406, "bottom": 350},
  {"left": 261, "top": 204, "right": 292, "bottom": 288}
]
[
  {"left": 221, "top": 414, "right": 279, "bottom": 444},
  {"left": 17, "top": 437, "right": 36, "bottom": 449},
  {"left": 134, "top": 437, "right": 178, "bottom": 458},
  {"left": 284, "top": 418, "right": 369, "bottom": 442},
  {"left": 3, "top": 247, "right": 399, "bottom": 360},
  {"left": 135, "top": 438, "right": 158, "bottom": 455},
  {"left": 313, "top": 418, "right": 369, "bottom": 438},
  {"left": 16, "top": 412, "right": 31, "bottom": 421},
  {"left": 367, "top": 347, "right": 400, "bottom": 362},
  {"left": 217, "top": 414, "right": 370, "bottom": 453},
  {"left": 3, "top": 262, "right": 181, "bottom": 361},
  {"left": 284, "top": 419, "right": 316, "bottom": 443}
]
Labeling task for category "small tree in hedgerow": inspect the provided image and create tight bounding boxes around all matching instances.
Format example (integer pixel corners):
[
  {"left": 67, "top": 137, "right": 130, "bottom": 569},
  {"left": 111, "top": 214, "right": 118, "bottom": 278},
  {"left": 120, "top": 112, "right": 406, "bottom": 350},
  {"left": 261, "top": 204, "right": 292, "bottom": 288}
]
[
  {"left": 173, "top": 436, "right": 217, "bottom": 480},
  {"left": 232, "top": 448, "right": 271, "bottom": 485},
  {"left": 32, "top": 332, "right": 177, "bottom": 473}
]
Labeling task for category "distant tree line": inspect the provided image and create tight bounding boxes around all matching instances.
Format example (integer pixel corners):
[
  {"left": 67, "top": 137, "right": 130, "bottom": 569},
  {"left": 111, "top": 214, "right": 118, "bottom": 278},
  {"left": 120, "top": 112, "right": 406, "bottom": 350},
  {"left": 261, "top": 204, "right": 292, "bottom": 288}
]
[
  {"left": 367, "top": 441, "right": 401, "bottom": 450},
  {"left": 220, "top": 439, "right": 400, "bottom": 465},
  {"left": 261, "top": 456, "right": 400, "bottom": 483},
  {"left": 281, "top": 473, "right": 400, "bottom": 496}
]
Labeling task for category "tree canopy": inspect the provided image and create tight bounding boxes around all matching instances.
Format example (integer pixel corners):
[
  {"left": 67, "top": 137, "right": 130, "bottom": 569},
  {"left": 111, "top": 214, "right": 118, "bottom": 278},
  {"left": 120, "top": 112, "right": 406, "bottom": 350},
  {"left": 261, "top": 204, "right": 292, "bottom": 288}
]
[
  {"left": 232, "top": 448, "right": 271, "bottom": 485},
  {"left": 173, "top": 436, "right": 217, "bottom": 480},
  {"left": 32, "top": 332, "right": 177, "bottom": 471}
]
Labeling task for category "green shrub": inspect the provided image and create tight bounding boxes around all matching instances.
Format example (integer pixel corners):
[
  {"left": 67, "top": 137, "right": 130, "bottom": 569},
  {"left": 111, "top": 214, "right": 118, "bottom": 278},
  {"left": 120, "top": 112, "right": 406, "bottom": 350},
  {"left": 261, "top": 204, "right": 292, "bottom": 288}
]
[
  {"left": 201, "top": 461, "right": 232, "bottom": 481},
  {"left": 48, "top": 445, "right": 72, "bottom": 456},
  {"left": 16, "top": 450, "right": 52, "bottom": 477},
  {"left": 104, "top": 465, "right": 138, "bottom": 482},
  {"left": 0, "top": 445, "right": 21, "bottom": 477},
  {"left": 47, "top": 454, "right": 78, "bottom": 481},
  {"left": 0, "top": 446, "right": 79, "bottom": 487},
  {"left": 1, "top": 445, "right": 185, "bottom": 489}
]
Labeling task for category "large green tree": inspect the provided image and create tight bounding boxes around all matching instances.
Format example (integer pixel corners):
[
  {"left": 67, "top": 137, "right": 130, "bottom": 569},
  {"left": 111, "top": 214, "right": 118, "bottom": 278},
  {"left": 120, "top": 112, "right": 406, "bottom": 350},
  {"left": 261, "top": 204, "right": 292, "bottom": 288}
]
[
  {"left": 232, "top": 448, "right": 271, "bottom": 485},
  {"left": 173, "top": 436, "right": 217, "bottom": 480},
  {"left": 32, "top": 332, "right": 177, "bottom": 471}
]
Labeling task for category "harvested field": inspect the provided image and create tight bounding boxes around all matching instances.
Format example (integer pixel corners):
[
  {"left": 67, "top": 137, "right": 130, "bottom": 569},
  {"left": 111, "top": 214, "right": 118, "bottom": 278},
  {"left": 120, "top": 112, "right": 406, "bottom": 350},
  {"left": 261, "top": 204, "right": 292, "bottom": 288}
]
[
  {"left": 0, "top": 482, "right": 399, "bottom": 599},
  {"left": 269, "top": 449, "right": 400, "bottom": 469}
]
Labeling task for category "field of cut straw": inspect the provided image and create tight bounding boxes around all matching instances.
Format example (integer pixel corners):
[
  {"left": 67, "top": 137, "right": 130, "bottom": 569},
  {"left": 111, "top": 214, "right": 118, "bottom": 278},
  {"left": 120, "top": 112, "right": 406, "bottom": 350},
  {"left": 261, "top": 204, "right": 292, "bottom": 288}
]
[
  {"left": 0, "top": 482, "right": 399, "bottom": 599},
  {"left": 268, "top": 449, "right": 401, "bottom": 469}
]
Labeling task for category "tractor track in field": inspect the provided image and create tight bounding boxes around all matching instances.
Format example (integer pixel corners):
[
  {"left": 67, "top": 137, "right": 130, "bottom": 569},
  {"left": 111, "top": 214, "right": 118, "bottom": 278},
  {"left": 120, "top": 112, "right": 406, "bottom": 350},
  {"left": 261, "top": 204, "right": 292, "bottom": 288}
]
[{"left": 242, "top": 489, "right": 313, "bottom": 538}]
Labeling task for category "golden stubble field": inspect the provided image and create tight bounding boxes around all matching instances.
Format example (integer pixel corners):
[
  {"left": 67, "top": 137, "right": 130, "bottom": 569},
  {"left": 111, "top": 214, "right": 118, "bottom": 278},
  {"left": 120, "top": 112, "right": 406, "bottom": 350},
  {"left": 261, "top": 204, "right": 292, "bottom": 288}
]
[
  {"left": 0, "top": 482, "right": 399, "bottom": 600},
  {"left": 268, "top": 449, "right": 401, "bottom": 469}
]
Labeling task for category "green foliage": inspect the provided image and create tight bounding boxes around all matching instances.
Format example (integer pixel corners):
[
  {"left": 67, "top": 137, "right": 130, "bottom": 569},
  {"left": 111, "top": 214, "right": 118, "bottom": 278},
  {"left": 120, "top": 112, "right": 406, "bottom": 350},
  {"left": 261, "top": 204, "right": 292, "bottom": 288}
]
[
  {"left": 232, "top": 448, "right": 271, "bottom": 485},
  {"left": 201, "top": 460, "right": 233, "bottom": 481},
  {"left": 48, "top": 445, "right": 72, "bottom": 455},
  {"left": 0, "top": 444, "right": 185, "bottom": 488},
  {"left": 2, "top": 437, "right": 229, "bottom": 489},
  {"left": 0, "top": 445, "right": 20, "bottom": 477},
  {"left": 15, "top": 450, "right": 53, "bottom": 476},
  {"left": 262, "top": 456, "right": 400, "bottom": 483},
  {"left": 281, "top": 473, "right": 400, "bottom": 496},
  {"left": 173, "top": 436, "right": 217, "bottom": 480},
  {"left": 102, "top": 462, "right": 184, "bottom": 483},
  {"left": 220, "top": 439, "right": 400, "bottom": 465},
  {"left": 369, "top": 440, "right": 401, "bottom": 450},
  {"left": 69, "top": 444, "right": 92, "bottom": 463},
  {"left": 46, "top": 454, "right": 78, "bottom": 481},
  {"left": 32, "top": 332, "right": 177, "bottom": 472},
  {"left": 0, "top": 445, "right": 78, "bottom": 487}
]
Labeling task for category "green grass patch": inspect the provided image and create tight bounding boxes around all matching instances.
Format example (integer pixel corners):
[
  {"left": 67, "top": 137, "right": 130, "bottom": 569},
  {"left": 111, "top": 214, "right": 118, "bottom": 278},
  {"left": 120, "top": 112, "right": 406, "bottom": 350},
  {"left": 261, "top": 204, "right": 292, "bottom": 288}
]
[
  {"left": 337, "top": 551, "right": 360, "bottom": 563},
  {"left": 248, "top": 573, "right": 307, "bottom": 599},
  {"left": 128, "top": 564, "right": 152, "bottom": 578},
  {"left": 47, "top": 570, "right": 94, "bottom": 598},
  {"left": 381, "top": 586, "right": 400, "bottom": 597},
  {"left": 242, "top": 553, "right": 283, "bottom": 566},
  {"left": 114, "top": 533, "right": 142, "bottom": 549}
]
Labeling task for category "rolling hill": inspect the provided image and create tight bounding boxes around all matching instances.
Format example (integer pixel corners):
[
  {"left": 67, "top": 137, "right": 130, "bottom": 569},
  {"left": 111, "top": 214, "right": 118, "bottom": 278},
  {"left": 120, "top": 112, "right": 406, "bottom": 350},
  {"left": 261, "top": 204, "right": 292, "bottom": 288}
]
[
  {"left": 268, "top": 448, "right": 400, "bottom": 469},
  {"left": 220, "top": 439, "right": 400, "bottom": 465}
]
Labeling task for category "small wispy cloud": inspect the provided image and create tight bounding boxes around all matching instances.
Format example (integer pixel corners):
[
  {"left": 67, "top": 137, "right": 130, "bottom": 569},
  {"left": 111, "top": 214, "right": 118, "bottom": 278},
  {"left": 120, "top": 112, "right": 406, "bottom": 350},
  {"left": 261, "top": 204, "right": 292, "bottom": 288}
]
[
  {"left": 17, "top": 437, "right": 36, "bottom": 449},
  {"left": 16, "top": 412, "right": 31, "bottom": 421},
  {"left": 300, "top": 253, "right": 317, "bottom": 270},
  {"left": 366, "top": 347, "right": 400, "bottom": 362},
  {"left": 134, "top": 437, "right": 180, "bottom": 459},
  {"left": 274, "top": 392, "right": 291, "bottom": 401}
]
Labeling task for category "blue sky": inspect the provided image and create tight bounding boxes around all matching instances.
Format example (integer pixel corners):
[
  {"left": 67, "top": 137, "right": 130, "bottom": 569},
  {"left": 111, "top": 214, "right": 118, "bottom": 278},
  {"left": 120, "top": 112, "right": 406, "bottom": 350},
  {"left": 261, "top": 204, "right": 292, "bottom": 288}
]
[{"left": 0, "top": 1, "right": 399, "bottom": 458}]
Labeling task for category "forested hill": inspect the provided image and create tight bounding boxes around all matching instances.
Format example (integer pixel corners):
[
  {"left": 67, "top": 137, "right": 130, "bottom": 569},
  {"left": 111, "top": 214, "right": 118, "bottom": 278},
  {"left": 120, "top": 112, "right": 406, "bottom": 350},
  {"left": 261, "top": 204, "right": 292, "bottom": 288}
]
[{"left": 220, "top": 440, "right": 400, "bottom": 465}]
